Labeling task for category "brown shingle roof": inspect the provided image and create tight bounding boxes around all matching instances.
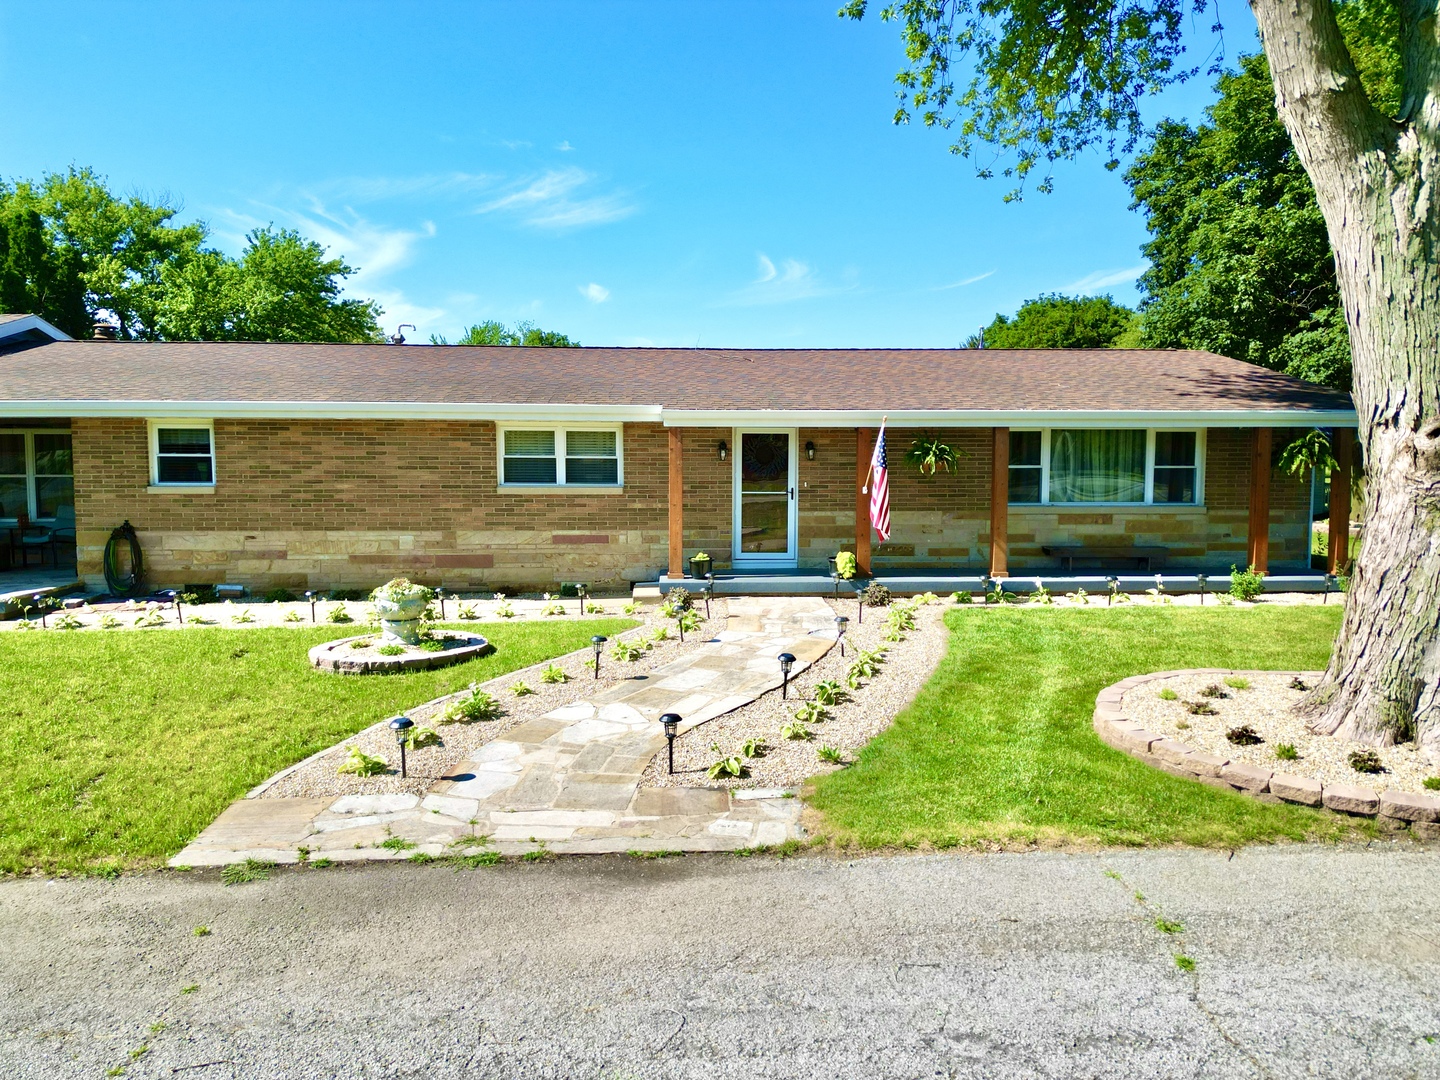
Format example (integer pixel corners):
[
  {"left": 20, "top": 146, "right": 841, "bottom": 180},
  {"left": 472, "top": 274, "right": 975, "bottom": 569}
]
[{"left": 0, "top": 340, "right": 1354, "bottom": 416}]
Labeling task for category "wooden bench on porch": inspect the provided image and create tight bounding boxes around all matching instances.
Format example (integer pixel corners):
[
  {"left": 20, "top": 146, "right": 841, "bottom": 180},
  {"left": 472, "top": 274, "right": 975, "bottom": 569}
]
[{"left": 1041, "top": 543, "right": 1169, "bottom": 571}]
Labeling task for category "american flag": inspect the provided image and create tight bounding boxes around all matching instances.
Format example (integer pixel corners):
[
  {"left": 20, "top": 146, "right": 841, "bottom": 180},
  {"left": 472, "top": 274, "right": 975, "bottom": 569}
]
[{"left": 868, "top": 422, "right": 891, "bottom": 542}]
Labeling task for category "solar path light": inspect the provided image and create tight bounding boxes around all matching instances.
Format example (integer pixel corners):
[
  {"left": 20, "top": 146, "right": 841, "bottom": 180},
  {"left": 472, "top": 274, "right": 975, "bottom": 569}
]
[
  {"left": 703, "top": 573, "right": 713, "bottom": 619},
  {"left": 305, "top": 590, "right": 317, "bottom": 622},
  {"left": 591, "top": 635, "right": 607, "bottom": 678},
  {"left": 576, "top": 583, "right": 588, "bottom": 617},
  {"left": 660, "top": 713, "right": 681, "bottom": 774},
  {"left": 1196, "top": 573, "right": 1208, "bottom": 604},
  {"left": 1106, "top": 576, "right": 1119, "bottom": 607},
  {"left": 436, "top": 589, "right": 446, "bottom": 620},
  {"left": 32, "top": 593, "right": 47, "bottom": 628},
  {"left": 834, "top": 614, "right": 849, "bottom": 656},
  {"left": 388, "top": 715, "right": 414, "bottom": 778},
  {"left": 778, "top": 652, "right": 796, "bottom": 699},
  {"left": 167, "top": 589, "right": 182, "bottom": 624},
  {"left": 1324, "top": 573, "right": 1338, "bottom": 603}
]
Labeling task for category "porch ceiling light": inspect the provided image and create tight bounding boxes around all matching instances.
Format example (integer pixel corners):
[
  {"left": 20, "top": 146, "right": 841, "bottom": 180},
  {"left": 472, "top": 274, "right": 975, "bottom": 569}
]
[
  {"left": 778, "top": 652, "right": 797, "bottom": 698},
  {"left": 388, "top": 715, "right": 414, "bottom": 778},
  {"left": 718, "top": 440, "right": 728, "bottom": 461},
  {"left": 591, "top": 635, "right": 608, "bottom": 679},
  {"left": 660, "top": 712, "right": 681, "bottom": 774}
]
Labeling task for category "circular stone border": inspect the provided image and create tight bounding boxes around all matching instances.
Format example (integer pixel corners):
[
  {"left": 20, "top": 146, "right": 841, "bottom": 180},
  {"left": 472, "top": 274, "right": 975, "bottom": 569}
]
[
  {"left": 309, "top": 632, "right": 493, "bottom": 674},
  {"left": 1094, "top": 669, "right": 1440, "bottom": 839}
]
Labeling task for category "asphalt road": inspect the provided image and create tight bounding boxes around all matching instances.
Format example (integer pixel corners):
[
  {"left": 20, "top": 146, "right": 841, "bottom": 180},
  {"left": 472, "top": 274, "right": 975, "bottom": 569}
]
[{"left": 1, "top": 844, "right": 1437, "bottom": 1079}]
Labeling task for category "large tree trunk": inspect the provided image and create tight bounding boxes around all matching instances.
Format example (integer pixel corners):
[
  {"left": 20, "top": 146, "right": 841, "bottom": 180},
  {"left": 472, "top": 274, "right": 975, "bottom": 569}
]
[{"left": 1252, "top": 0, "right": 1440, "bottom": 751}]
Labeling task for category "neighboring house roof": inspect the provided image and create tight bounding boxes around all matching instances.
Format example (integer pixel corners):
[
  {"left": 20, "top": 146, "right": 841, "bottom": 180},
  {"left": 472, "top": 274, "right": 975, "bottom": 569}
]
[
  {"left": 0, "top": 313, "right": 73, "bottom": 345},
  {"left": 0, "top": 337, "right": 1356, "bottom": 427}
]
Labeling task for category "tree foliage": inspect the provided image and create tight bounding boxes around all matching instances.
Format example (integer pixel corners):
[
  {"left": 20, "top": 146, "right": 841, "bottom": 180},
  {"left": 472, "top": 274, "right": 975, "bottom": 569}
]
[
  {"left": 0, "top": 167, "right": 384, "bottom": 342},
  {"left": 429, "top": 320, "right": 578, "bottom": 347},
  {"left": 969, "top": 293, "right": 1137, "bottom": 348}
]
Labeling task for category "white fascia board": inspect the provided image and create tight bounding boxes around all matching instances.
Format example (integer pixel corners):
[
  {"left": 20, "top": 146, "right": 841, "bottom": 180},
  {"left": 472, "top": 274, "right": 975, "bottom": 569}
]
[
  {"left": 658, "top": 408, "right": 1360, "bottom": 428},
  {"left": 0, "top": 314, "right": 72, "bottom": 343},
  {"left": 0, "top": 400, "right": 665, "bottom": 423}
]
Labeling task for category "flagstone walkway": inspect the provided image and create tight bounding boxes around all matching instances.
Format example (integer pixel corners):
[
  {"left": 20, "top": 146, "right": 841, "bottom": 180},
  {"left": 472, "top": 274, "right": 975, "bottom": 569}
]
[{"left": 171, "top": 597, "right": 838, "bottom": 865}]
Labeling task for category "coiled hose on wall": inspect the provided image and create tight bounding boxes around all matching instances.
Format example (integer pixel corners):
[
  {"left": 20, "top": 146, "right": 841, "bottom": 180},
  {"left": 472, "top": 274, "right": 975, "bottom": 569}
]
[{"left": 103, "top": 520, "right": 145, "bottom": 597}]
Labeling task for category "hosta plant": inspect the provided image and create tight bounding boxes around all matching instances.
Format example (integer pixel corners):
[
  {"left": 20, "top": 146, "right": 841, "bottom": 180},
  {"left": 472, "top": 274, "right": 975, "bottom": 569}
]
[
  {"left": 741, "top": 737, "right": 769, "bottom": 758},
  {"left": 512, "top": 681, "right": 535, "bottom": 696},
  {"left": 676, "top": 608, "right": 703, "bottom": 634},
  {"left": 405, "top": 726, "right": 443, "bottom": 750},
  {"left": 283, "top": 609, "right": 305, "bottom": 623},
  {"left": 444, "top": 686, "right": 503, "bottom": 723},
  {"left": 793, "top": 700, "right": 828, "bottom": 724},
  {"left": 780, "top": 720, "right": 814, "bottom": 741},
  {"left": 811, "top": 680, "right": 847, "bottom": 706},
  {"left": 1067, "top": 587, "right": 1090, "bottom": 605},
  {"left": 541, "top": 663, "right": 568, "bottom": 684},
  {"left": 706, "top": 744, "right": 748, "bottom": 780},
  {"left": 612, "top": 639, "right": 646, "bottom": 662},
  {"left": 817, "top": 745, "right": 844, "bottom": 764},
  {"left": 457, "top": 602, "right": 479, "bottom": 620},
  {"left": 327, "top": 604, "right": 353, "bottom": 624},
  {"left": 338, "top": 747, "right": 388, "bottom": 777},
  {"left": 496, "top": 601, "right": 516, "bottom": 618},
  {"left": 99, "top": 613, "right": 122, "bottom": 630}
]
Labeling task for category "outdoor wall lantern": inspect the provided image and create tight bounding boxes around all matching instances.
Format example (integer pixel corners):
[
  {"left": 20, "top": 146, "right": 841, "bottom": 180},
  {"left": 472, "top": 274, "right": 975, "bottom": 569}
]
[
  {"left": 1323, "top": 573, "right": 1338, "bottom": 604},
  {"left": 388, "top": 715, "right": 414, "bottom": 778},
  {"left": 1196, "top": 574, "right": 1208, "bottom": 604},
  {"left": 717, "top": 440, "right": 729, "bottom": 462},
  {"left": 167, "top": 589, "right": 182, "bottom": 624},
  {"left": 1106, "top": 575, "right": 1119, "bottom": 607},
  {"left": 660, "top": 713, "right": 681, "bottom": 774},
  {"left": 778, "top": 652, "right": 797, "bottom": 698},
  {"left": 805, "top": 440, "right": 816, "bottom": 461},
  {"left": 591, "top": 635, "right": 608, "bottom": 678},
  {"left": 834, "top": 615, "right": 849, "bottom": 657},
  {"left": 703, "top": 573, "right": 714, "bottom": 619},
  {"left": 305, "top": 590, "right": 317, "bottom": 622}
]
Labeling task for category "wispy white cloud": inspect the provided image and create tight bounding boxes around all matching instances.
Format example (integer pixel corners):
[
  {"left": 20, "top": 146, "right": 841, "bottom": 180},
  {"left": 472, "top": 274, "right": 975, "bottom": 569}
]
[
  {"left": 720, "top": 253, "right": 853, "bottom": 307},
  {"left": 579, "top": 282, "right": 610, "bottom": 303},
  {"left": 556, "top": 140, "right": 575, "bottom": 152},
  {"left": 474, "top": 167, "right": 634, "bottom": 230},
  {"left": 1060, "top": 264, "right": 1147, "bottom": 293},
  {"left": 931, "top": 269, "right": 996, "bottom": 291}
]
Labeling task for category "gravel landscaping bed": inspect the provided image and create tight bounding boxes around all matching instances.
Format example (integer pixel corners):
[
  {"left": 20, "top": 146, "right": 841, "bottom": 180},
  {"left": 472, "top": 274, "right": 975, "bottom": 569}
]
[
  {"left": 1122, "top": 670, "right": 1440, "bottom": 794},
  {"left": 640, "top": 597, "right": 950, "bottom": 791},
  {"left": 257, "top": 600, "right": 727, "bottom": 801}
]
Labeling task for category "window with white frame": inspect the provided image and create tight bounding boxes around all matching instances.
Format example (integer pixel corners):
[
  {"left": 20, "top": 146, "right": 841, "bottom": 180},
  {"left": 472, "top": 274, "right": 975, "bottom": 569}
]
[
  {"left": 150, "top": 422, "right": 215, "bottom": 486},
  {"left": 500, "top": 426, "right": 621, "bottom": 486},
  {"left": 1009, "top": 429, "right": 1202, "bottom": 505}
]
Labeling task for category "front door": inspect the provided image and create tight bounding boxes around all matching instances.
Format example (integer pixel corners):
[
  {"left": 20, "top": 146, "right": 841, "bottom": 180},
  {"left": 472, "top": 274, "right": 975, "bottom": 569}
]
[{"left": 732, "top": 429, "right": 797, "bottom": 568}]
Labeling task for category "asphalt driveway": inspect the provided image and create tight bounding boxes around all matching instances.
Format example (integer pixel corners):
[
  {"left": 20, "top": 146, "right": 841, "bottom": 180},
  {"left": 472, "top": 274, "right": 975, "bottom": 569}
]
[{"left": 1, "top": 844, "right": 1436, "bottom": 1079}]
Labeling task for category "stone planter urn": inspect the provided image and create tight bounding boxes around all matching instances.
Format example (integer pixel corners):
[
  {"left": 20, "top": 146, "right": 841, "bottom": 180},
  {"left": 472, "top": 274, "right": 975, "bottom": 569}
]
[{"left": 369, "top": 579, "right": 434, "bottom": 645}]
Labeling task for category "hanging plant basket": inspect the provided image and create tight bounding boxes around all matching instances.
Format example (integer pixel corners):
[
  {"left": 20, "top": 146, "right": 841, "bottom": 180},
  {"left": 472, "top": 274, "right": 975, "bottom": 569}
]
[{"left": 906, "top": 433, "right": 965, "bottom": 476}]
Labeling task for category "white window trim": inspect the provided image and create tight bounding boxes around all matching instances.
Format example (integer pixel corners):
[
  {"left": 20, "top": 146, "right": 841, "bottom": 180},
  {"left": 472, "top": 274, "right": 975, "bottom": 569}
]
[
  {"left": 148, "top": 419, "right": 216, "bottom": 489},
  {"left": 1009, "top": 427, "right": 1206, "bottom": 507},
  {"left": 0, "top": 427, "right": 73, "bottom": 522},
  {"left": 496, "top": 423, "right": 624, "bottom": 489}
]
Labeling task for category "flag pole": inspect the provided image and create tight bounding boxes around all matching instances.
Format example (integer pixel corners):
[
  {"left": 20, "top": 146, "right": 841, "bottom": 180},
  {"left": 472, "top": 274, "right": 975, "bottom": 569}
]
[{"left": 861, "top": 415, "right": 887, "bottom": 495}]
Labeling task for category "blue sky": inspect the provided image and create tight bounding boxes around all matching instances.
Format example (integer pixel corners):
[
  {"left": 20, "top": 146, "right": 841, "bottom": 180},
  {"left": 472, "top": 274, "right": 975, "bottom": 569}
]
[{"left": 0, "top": 1, "right": 1257, "bottom": 347}]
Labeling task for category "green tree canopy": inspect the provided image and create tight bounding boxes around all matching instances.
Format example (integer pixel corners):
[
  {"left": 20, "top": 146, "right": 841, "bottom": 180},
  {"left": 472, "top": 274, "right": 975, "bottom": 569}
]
[
  {"left": 430, "top": 320, "right": 578, "bottom": 347},
  {"left": 969, "top": 293, "right": 1137, "bottom": 349},
  {"left": 0, "top": 167, "right": 384, "bottom": 342}
]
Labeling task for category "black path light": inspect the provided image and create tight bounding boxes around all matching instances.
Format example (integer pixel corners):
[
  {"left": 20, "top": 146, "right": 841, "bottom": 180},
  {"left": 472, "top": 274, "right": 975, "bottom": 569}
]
[
  {"left": 778, "top": 652, "right": 796, "bottom": 699},
  {"left": 436, "top": 588, "right": 447, "bottom": 621},
  {"left": 834, "top": 614, "right": 849, "bottom": 656},
  {"left": 32, "top": 593, "right": 47, "bottom": 628},
  {"left": 576, "top": 583, "right": 588, "bottom": 617},
  {"left": 703, "top": 573, "right": 714, "bottom": 619},
  {"left": 1323, "top": 572, "right": 1338, "bottom": 603},
  {"left": 660, "top": 713, "right": 681, "bottom": 774},
  {"left": 388, "top": 715, "right": 414, "bottom": 778},
  {"left": 1196, "top": 573, "right": 1209, "bottom": 605},
  {"left": 305, "top": 590, "right": 317, "bottom": 622},
  {"left": 981, "top": 575, "right": 995, "bottom": 605},
  {"left": 1106, "top": 575, "right": 1119, "bottom": 607},
  {"left": 591, "top": 635, "right": 608, "bottom": 678},
  {"left": 167, "top": 589, "right": 182, "bottom": 624}
]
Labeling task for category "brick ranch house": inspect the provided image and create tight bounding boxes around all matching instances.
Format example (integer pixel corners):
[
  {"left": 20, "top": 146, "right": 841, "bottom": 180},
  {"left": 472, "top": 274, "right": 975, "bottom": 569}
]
[{"left": 0, "top": 313, "right": 1357, "bottom": 593}]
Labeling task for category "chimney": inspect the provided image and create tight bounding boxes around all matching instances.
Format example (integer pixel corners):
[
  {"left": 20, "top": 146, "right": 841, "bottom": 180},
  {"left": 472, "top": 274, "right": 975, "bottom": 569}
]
[{"left": 91, "top": 323, "right": 118, "bottom": 341}]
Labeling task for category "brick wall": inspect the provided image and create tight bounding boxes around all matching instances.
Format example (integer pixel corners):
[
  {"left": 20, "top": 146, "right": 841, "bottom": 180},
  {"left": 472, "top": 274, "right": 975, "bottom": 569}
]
[{"left": 70, "top": 419, "right": 1313, "bottom": 592}]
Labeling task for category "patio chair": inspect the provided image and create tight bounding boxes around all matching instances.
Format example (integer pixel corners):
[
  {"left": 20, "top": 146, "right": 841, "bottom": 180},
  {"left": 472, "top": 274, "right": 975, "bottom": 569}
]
[{"left": 12, "top": 510, "right": 54, "bottom": 569}]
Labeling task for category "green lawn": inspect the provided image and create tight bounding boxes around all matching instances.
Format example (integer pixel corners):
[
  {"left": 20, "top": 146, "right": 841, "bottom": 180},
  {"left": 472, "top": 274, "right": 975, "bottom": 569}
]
[
  {"left": 807, "top": 605, "right": 1365, "bottom": 849},
  {"left": 0, "top": 618, "right": 635, "bottom": 874}
]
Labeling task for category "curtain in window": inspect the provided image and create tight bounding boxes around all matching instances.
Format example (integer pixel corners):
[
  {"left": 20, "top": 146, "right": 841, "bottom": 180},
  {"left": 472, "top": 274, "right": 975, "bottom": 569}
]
[{"left": 1049, "top": 430, "right": 1146, "bottom": 503}]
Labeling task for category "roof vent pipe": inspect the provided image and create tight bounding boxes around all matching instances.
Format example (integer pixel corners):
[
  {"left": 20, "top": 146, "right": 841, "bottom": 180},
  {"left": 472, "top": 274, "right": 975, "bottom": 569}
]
[{"left": 91, "top": 323, "right": 118, "bottom": 341}]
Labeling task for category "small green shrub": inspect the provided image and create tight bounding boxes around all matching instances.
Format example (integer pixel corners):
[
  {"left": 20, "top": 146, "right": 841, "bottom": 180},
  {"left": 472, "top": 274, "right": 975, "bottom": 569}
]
[
  {"left": 793, "top": 700, "right": 828, "bottom": 724},
  {"left": 706, "top": 745, "right": 749, "bottom": 780},
  {"left": 952, "top": 590, "right": 974, "bottom": 605},
  {"left": 337, "top": 747, "right": 389, "bottom": 776},
  {"left": 1157, "top": 687, "right": 1179, "bottom": 701},
  {"left": 664, "top": 586, "right": 693, "bottom": 611},
  {"left": 860, "top": 583, "right": 892, "bottom": 607},
  {"left": 886, "top": 605, "right": 916, "bottom": 632},
  {"left": 780, "top": 721, "right": 813, "bottom": 741},
  {"left": 812, "top": 679, "right": 847, "bottom": 706},
  {"left": 612, "top": 639, "right": 646, "bottom": 662},
  {"left": 622, "top": 601, "right": 640, "bottom": 615},
  {"left": 264, "top": 588, "right": 296, "bottom": 603},
  {"left": 1274, "top": 743, "right": 1298, "bottom": 761},
  {"left": 444, "top": 687, "right": 502, "bottom": 723},
  {"left": 741, "top": 737, "right": 768, "bottom": 758},
  {"left": 1225, "top": 724, "right": 1263, "bottom": 746},
  {"left": 1229, "top": 564, "right": 1266, "bottom": 602},
  {"left": 541, "top": 663, "right": 568, "bottom": 684},
  {"left": 834, "top": 551, "right": 858, "bottom": 579},
  {"left": 647, "top": 624, "right": 671, "bottom": 647},
  {"left": 376, "top": 643, "right": 405, "bottom": 656},
  {"left": 326, "top": 604, "right": 353, "bottom": 624},
  {"left": 1348, "top": 748, "right": 1385, "bottom": 774},
  {"left": 817, "top": 745, "right": 844, "bottom": 764},
  {"left": 512, "top": 680, "right": 535, "bottom": 696},
  {"left": 1224, "top": 676, "right": 1251, "bottom": 690}
]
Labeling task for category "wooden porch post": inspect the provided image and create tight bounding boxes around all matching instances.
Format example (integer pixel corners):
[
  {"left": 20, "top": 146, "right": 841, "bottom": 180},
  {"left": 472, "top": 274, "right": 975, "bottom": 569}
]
[
  {"left": 1247, "top": 427, "right": 1272, "bottom": 573},
  {"left": 990, "top": 426, "right": 1009, "bottom": 578},
  {"left": 667, "top": 427, "right": 684, "bottom": 578},
  {"left": 1328, "top": 427, "right": 1353, "bottom": 574},
  {"left": 855, "top": 427, "right": 872, "bottom": 576}
]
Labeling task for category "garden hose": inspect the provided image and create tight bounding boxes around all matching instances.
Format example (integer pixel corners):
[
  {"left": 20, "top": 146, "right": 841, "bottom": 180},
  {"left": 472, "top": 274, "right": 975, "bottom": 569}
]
[{"left": 103, "top": 520, "right": 145, "bottom": 597}]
